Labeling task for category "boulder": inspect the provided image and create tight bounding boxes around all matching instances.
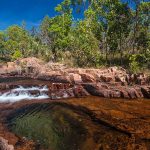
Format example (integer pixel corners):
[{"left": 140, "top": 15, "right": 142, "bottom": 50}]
[
  {"left": 80, "top": 73, "right": 96, "bottom": 83},
  {"left": 115, "top": 76, "right": 127, "bottom": 83},
  {"left": 83, "top": 84, "right": 108, "bottom": 97},
  {"left": 100, "top": 75, "right": 114, "bottom": 82},
  {"left": 0, "top": 137, "right": 14, "bottom": 150},
  {"left": 141, "top": 86, "right": 150, "bottom": 98},
  {"left": 44, "top": 75, "right": 70, "bottom": 83},
  {"left": 134, "top": 86, "right": 144, "bottom": 98},
  {"left": 110, "top": 90, "right": 121, "bottom": 98},
  {"left": 73, "top": 85, "right": 89, "bottom": 97},
  {"left": 69, "top": 73, "right": 82, "bottom": 84},
  {"left": 120, "top": 88, "right": 130, "bottom": 99},
  {"left": 127, "top": 88, "right": 139, "bottom": 99}
]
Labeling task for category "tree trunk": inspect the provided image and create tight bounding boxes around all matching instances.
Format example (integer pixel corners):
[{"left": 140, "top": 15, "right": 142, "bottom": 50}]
[
  {"left": 52, "top": 48, "right": 57, "bottom": 62},
  {"left": 120, "top": 33, "right": 123, "bottom": 65},
  {"left": 105, "top": 41, "right": 108, "bottom": 65},
  {"left": 105, "top": 32, "right": 108, "bottom": 65},
  {"left": 132, "top": 2, "right": 139, "bottom": 54}
]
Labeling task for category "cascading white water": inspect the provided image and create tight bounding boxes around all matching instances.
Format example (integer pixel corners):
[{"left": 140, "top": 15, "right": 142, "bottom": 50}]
[{"left": 0, "top": 86, "right": 49, "bottom": 103}]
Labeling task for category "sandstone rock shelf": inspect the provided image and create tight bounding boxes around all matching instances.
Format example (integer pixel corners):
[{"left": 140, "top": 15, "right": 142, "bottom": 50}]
[{"left": 0, "top": 58, "right": 150, "bottom": 99}]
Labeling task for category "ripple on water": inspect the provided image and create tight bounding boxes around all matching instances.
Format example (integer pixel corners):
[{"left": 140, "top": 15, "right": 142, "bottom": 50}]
[{"left": 7, "top": 104, "right": 87, "bottom": 150}]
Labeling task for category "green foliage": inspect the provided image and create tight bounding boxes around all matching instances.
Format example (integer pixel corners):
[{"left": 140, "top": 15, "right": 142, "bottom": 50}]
[
  {"left": 12, "top": 50, "right": 22, "bottom": 60},
  {"left": 0, "top": 0, "right": 149, "bottom": 70},
  {"left": 129, "top": 54, "right": 140, "bottom": 73},
  {"left": 129, "top": 54, "right": 147, "bottom": 73},
  {"left": 3, "top": 25, "right": 30, "bottom": 58},
  {"left": 0, "top": 31, "right": 6, "bottom": 57},
  {"left": 68, "top": 20, "right": 103, "bottom": 67}
]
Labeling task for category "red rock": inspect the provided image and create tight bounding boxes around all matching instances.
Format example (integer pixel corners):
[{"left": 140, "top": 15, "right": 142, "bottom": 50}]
[
  {"left": 1, "top": 58, "right": 150, "bottom": 100},
  {"left": 69, "top": 73, "right": 82, "bottom": 84},
  {"left": 100, "top": 84, "right": 109, "bottom": 89},
  {"left": 141, "top": 86, "right": 150, "bottom": 98},
  {"left": 66, "top": 89, "right": 75, "bottom": 97},
  {"left": 130, "top": 74, "right": 136, "bottom": 83},
  {"left": 111, "top": 90, "right": 121, "bottom": 98},
  {"left": 109, "top": 82, "right": 122, "bottom": 86},
  {"left": 73, "top": 85, "right": 89, "bottom": 97},
  {"left": 54, "top": 75, "right": 71, "bottom": 83},
  {"left": 0, "top": 137, "right": 14, "bottom": 150},
  {"left": 83, "top": 84, "right": 104, "bottom": 97},
  {"left": 80, "top": 73, "right": 95, "bottom": 83},
  {"left": 134, "top": 87, "right": 144, "bottom": 98},
  {"left": 127, "top": 88, "right": 138, "bottom": 99},
  {"left": 83, "top": 84, "right": 113, "bottom": 98},
  {"left": 115, "top": 76, "right": 126, "bottom": 83},
  {"left": 109, "top": 66, "right": 118, "bottom": 73},
  {"left": 37, "top": 74, "right": 70, "bottom": 83},
  {"left": 100, "top": 75, "right": 114, "bottom": 82},
  {"left": 103, "top": 90, "right": 111, "bottom": 98},
  {"left": 120, "top": 88, "right": 130, "bottom": 99}
]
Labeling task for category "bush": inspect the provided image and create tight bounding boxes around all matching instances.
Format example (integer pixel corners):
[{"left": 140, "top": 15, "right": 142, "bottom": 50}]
[
  {"left": 129, "top": 54, "right": 146, "bottom": 73},
  {"left": 73, "top": 49, "right": 103, "bottom": 68},
  {"left": 12, "top": 50, "right": 22, "bottom": 60}
]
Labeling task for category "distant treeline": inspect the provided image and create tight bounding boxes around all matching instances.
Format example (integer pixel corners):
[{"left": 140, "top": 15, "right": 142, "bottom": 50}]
[{"left": 0, "top": 0, "right": 150, "bottom": 72}]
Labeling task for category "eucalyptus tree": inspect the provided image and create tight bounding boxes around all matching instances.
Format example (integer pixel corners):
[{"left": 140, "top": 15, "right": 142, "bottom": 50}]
[
  {"left": 126, "top": 0, "right": 148, "bottom": 54},
  {"left": 4, "top": 25, "right": 31, "bottom": 59},
  {"left": 40, "top": 0, "right": 73, "bottom": 61},
  {"left": 108, "top": 2, "right": 132, "bottom": 65},
  {"left": 0, "top": 31, "right": 7, "bottom": 58},
  {"left": 71, "top": 0, "right": 91, "bottom": 11},
  {"left": 70, "top": 24, "right": 101, "bottom": 67},
  {"left": 135, "top": 1, "right": 150, "bottom": 53}
]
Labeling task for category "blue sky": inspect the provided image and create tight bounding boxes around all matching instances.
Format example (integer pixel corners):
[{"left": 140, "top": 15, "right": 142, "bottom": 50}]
[
  {"left": 0, "top": 0, "right": 64, "bottom": 30},
  {"left": 0, "top": 0, "right": 141, "bottom": 30}
]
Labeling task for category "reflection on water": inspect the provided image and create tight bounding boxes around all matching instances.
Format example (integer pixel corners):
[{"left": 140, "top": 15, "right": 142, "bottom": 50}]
[
  {"left": 2, "top": 79, "right": 142, "bottom": 149},
  {"left": 6, "top": 100, "right": 140, "bottom": 150},
  {"left": 8, "top": 104, "right": 87, "bottom": 150}
]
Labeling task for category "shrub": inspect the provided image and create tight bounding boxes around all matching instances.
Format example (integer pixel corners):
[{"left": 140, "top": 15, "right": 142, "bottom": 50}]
[
  {"left": 129, "top": 54, "right": 146, "bottom": 73},
  {"left": 12, "top": 50, "right": 22, "bottom": 60}
]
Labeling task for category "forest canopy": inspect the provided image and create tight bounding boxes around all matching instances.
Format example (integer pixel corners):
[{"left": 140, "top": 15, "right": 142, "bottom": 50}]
[{"left": 0, "top": 0, "right": 150, "bottom": 72}]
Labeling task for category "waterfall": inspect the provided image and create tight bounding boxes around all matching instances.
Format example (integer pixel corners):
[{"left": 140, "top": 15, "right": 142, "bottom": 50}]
[{"left": 0, "top": 86, "right": 49, "bottom": 103}]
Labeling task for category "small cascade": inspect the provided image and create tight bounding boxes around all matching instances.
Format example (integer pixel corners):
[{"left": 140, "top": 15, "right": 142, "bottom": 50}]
[{"left": 0, "top": 86, "right": 49, "bottom": 103}]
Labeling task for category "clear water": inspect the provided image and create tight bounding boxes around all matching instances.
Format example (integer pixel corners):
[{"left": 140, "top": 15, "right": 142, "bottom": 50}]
[{"left": 8, "top": 104, "right": 87, "bottom": 150}]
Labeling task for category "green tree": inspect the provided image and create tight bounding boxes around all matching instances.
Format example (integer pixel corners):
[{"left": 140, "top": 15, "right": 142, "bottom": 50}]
[
  {"left": 0, "top": 31, "right": 6, "bottom": 58},
  {"left": 40, "top": 0, "right": 72, "bottom": 61},
  {"left": 69, "top": 20, "right": 101, "bottom": 67},
  {"left": 5, "top": 25, "right": 30, "bottom": 59}
]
